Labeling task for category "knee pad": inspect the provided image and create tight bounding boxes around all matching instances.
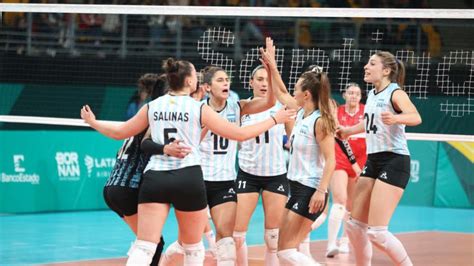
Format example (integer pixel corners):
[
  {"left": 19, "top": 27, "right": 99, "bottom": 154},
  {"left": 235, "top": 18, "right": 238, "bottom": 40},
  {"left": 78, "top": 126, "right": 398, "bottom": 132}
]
[
  {"left": 216, "top": 237, "right": 236, "bottom": 263},
  {"left": 160, "top": 240, "right": 185, "bottom": 266},
  {"left": 233, "top": 231, "right": 247, "bottom": 249},
  {"left": 126, "top": 240, "right": 157, "bottom": 266},
  {"left": 182, "top": 241, "right": 205, "bottom": 265},
  {"left": 367, "top": 226, "right": 388, "bottom": 250},
  {"left": 277, "top": 249, "right": 319, "bottom": 266},
  {"left": 345, "top": 217, "right": 368, "bottom": 237},
  {"left": 164, "top": 240, "right": 185, "bottom": 256},
  {"left": 329, "top": 203, "right": 346, "bottom": 221},
  {"left": 264, "top": 228, "right": 279, "bottom": 252}
]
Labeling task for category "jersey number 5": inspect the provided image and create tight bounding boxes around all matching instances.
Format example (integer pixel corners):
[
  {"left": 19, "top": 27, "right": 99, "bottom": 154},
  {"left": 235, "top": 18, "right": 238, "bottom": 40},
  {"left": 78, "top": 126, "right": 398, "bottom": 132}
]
[{"left": 164, "top": 128, "right": 178, "bottom": 144}]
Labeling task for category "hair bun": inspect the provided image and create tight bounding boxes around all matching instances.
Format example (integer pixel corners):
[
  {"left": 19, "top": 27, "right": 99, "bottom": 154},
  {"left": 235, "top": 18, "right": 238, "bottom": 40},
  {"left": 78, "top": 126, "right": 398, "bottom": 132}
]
[{"left": 162, "top": 57, "right": 179, "bottom": 73}]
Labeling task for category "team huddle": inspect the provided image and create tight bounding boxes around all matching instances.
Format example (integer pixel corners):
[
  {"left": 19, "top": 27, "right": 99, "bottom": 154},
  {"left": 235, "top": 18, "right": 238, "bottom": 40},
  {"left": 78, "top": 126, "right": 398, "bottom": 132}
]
[{"left": 81, "top": 37, "right": 421, "bottom": 266}]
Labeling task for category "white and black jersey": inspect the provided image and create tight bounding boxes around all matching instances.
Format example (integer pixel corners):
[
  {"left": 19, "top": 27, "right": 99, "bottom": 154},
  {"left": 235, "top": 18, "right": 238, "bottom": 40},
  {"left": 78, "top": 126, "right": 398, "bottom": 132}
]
[
  {"left": 200, "top": 99, "right": 240, "bottom": 182},
  {"left": 145, "top": 95, "right": 203, "bottom": 171},
  {"left": 287, "top": 109, "right": 324, "bottom": 189},
  {"left": 365, "top": 83, "right": 409, "bottom": 155},
  {"left": 238, "top": 101, "right": 287, "bottom": 176},
  {"left": 106, "top": 131, "right": 149, "bottom": 189}
]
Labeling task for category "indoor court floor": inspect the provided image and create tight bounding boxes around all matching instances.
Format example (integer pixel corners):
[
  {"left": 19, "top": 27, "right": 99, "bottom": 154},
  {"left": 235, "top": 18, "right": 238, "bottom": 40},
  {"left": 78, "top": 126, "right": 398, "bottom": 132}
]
[{"left": 1, "top": 204, "right": 473, "bottom": 265}]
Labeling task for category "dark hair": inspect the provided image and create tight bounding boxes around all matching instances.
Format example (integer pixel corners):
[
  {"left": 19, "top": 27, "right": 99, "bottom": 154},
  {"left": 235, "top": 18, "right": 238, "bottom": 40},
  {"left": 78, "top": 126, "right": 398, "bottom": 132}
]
[
  {"left": 201, "top": 65, "right": 226, "bottom": 85},
  {"left": 151, "top": 74, "right": 168, "bottom": 100},
  {"left": 137, "top": 73, "right": 160, "bottom": 95},
  {"left": 162, "top": 57, "right": 194, "bottom": 91},
  {"left": 375, "top": 51, "right": 406, "bottom": 89},
  {"left": 300, "top": 71, "right": 336, "bottom": 136}
]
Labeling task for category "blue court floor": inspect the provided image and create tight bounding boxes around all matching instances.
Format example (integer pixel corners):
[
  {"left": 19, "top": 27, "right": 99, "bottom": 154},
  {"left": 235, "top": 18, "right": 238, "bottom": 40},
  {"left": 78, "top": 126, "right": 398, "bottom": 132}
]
[{"left": 1, "top": 205, "right": 473, "bottom": 265}]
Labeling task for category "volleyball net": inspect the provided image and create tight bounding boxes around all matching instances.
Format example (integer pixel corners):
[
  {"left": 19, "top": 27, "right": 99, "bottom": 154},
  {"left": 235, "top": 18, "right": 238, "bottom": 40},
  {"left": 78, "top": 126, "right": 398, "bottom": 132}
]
[{"left": 0, "top": 4, "right": 472, "bottom": 212}]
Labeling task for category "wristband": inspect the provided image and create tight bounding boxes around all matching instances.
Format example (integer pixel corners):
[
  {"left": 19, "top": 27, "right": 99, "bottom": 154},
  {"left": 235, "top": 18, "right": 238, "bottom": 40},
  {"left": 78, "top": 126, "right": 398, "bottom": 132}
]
[{"left": 270, "top": 115, "right": 277, "bottom": 125}]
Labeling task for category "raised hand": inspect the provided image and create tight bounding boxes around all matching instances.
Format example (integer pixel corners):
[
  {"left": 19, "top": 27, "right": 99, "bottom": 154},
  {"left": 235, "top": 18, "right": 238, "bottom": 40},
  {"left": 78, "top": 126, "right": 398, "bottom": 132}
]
[
  {"left": 259, "top": 37, "right": 277, "bottom": 69},
  {"left": 81, "top": 105, "right": 96, "bottom": 124}
]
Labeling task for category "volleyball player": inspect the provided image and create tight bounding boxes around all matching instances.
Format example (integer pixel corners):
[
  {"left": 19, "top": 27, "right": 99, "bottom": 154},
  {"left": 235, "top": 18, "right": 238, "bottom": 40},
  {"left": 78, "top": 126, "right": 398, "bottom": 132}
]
[
  {"left": 194, "top": 65, "right": 277, "bottom": 266},
  {"left": 102, "top": 73, "right": 188, "bottom": 266},
  {"left": 81, "top": 57, "right": 295, "bottom": 266},
  {"left": 148, "top": 70, "right": 217, "bottom": 266},
  {"left": 260, "top": 37, "right": 336, "bottom": 265},
  {"left": 326, "top": 82, "right": 366, "bottom": 258},
  {"left": 337, "top": 51, "right": 421, "bottom": 266},
  {"left": 233, "top": 64, "right": 292, "bottom": 266}
]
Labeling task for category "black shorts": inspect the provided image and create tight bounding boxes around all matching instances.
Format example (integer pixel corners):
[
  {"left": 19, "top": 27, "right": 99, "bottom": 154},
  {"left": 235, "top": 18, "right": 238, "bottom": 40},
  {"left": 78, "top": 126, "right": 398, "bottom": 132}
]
[
  {"left": 285, "top": 180, "right": 328, "bottom": 221},
  {"left": 103, "top": 186, "right": 139, "bottom": 217},
  {"left": 236, "top": 168, "right": 289, "bottom": 196},
  {"left": 205, "top": 180, "right": 237, "bottom": 209},
  {"left": 362, "top": 152, "right": 411, "bottom": 189},
  {"left": 139, "top": 166, "right": 207, "bottom": 212}
]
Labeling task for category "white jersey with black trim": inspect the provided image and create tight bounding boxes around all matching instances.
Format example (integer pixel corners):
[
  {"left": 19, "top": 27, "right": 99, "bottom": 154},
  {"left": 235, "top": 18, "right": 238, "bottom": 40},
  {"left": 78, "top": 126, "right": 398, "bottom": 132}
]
[
  {"left": 238, "top": 101, "right": 286, "bottom": 176},
  {"left": 365, "top": 83, "right": 409, "bottom": 155},
  {"left": 287, "top": 109, "right": 323, "bottom": 189},
  {"left": 145, "top": 94, "right": 203, "bottom": 171},
  {"left": 200, "top": 99, "right": 240, "bottom": 182}
]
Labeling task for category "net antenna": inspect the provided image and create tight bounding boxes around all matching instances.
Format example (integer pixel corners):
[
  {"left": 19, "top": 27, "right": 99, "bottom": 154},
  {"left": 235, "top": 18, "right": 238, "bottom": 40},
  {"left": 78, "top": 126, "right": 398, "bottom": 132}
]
[{"left": 239, "top": 47, "right": 284, "bottom": 90}]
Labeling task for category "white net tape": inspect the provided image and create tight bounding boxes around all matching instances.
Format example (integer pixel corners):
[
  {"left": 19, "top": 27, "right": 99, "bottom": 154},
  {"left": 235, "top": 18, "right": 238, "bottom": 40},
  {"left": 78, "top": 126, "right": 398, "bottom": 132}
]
[{"left": 1, "top": 115, "right": 472, "bottom": 142}]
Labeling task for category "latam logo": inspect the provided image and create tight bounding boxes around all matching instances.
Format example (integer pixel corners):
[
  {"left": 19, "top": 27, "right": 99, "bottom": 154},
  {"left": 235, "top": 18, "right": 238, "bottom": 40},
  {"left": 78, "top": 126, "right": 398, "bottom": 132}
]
[{"left": 84, "top": 155, "right": 116, "bottom": 178}]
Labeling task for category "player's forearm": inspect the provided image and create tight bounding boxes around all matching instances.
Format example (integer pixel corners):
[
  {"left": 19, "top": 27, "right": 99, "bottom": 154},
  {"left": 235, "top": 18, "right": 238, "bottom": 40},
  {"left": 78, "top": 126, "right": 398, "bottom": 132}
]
[
  {"left": 269, "top": 66, "right": 298, "bottom": 110},
  {"left": 318, "top": 157, "right": 335, "bottom": 193},
  {"left": 141, "top": 138, "right": 165, "bottom": 155},
  {"left": 335, "top": 138, "right": 357, "bottom": 164},
  {"left": 88, "top": 120, "right": 126, "bottom": 140},
  {"left": 395, "top": 112, "right": 422, "bottom": 126},
  {"left": 236, "top": 118, "right": 275, "bottom": 141},
  {"left": 347, "top": 121, "right": 365, "bottom": 136}
]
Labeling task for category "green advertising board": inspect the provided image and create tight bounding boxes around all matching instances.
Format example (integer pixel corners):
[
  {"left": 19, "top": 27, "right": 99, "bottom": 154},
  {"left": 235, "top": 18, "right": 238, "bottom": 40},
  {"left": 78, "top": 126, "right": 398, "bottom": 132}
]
[
  {"left": 400, "top": 141, "right": 438, "bottom": 206},
  {"left": 0, "top": 131, "right": 472, "bottom": 213},
  {"left": 0, "top": 131, "right": 121, "bottom": 213}
]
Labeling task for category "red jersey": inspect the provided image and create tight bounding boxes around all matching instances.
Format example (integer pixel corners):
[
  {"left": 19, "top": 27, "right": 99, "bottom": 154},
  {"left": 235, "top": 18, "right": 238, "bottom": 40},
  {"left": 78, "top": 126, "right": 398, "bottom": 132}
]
[{"left": 335, "top": 104, "right": 366, "bottom": 174}]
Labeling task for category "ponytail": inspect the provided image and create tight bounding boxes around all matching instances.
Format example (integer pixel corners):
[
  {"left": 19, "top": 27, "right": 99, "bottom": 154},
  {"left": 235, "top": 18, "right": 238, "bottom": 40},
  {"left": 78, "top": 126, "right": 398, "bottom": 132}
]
[
  {"left": 396, "top": 58, "right": 406, "bottom": 89},
  {"left": 375, "top": 51, "right": 406, "bottom": 89},
  {"left": 317, "top": 73, "right": 337, "bottom": 136},
  {"left": 300, "top": 71, "right": 336, "bottom": 137}
]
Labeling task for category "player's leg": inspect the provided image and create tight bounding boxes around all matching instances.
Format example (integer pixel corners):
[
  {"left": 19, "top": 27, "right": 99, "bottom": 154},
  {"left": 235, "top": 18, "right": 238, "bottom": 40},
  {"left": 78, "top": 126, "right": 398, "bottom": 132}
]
[
  {"left": 345, "top": 176, "right": 375, "bottom": 266},
  {"left": 367, "top": 154, "right": 412, "bottom": 266},
  {"left": 326, "top": 170, "right": 349, "bottom": 257}
]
